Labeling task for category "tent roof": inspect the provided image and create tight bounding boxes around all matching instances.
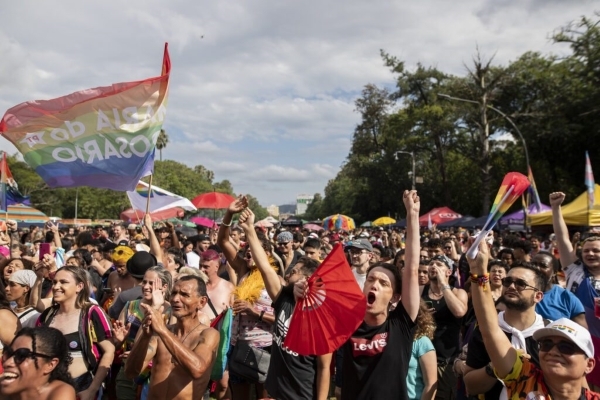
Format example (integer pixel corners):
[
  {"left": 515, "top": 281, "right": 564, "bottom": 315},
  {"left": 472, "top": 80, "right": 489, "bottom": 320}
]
[
  {"left": 530, "top": 184, "right": 600, "bottom": 226},
  {"left": 419, "top": 206, "right": 462, "bottom": 226}
]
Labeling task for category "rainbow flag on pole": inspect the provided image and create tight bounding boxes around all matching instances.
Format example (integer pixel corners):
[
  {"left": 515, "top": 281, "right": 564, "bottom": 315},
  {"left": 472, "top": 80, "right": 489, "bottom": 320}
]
[
  {"left": 527, "top": 166, "right": 542, "bottom": 212},
  {"left": 127, "top": 181, "right": 196, "bottom": 213},
  {"left": 0, "top": 44, "right": 171, "bottom": 192},
  {"left": 586, "top": 151, "right": 595, "bottom": 209}
]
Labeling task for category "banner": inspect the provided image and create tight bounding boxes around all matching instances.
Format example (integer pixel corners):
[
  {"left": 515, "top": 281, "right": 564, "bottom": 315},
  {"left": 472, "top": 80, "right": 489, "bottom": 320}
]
[
  {"left": 127, "top": 181, "right": 196, "bottom": 213},
  {"left": 0, "top": 44, "right": 171, "bottom": 191}
]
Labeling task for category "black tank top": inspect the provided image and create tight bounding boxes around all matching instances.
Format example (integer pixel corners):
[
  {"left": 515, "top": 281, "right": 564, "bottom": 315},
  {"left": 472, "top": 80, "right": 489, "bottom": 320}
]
[
  {"left": 421, "top": 284, "right": 462, "bottom": 361},
  {"left": 64, "top": 331, "right": 83, "bottom": 352}
]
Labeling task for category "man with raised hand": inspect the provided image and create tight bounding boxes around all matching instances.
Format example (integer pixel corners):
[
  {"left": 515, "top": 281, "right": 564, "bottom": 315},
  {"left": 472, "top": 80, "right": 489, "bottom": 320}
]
[
  {"left": 338, "top": 190, "right": 421, "bottom": 400},
  {"left": 468, "top": 238, "right": 599, "bottom": 399},
  {"left": 232, "top": 206, "right": 331, "bottom": 400},
  {"left": 125, "top": 275, "right": 220, "bottom": 400}
]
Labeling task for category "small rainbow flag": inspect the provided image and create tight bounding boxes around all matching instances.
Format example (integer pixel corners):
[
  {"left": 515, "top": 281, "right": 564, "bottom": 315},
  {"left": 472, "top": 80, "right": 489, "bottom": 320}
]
[
  {"left": 127, "top": 180, "right": 196, "bottom": 213},
  {"left": 527, "top": 166, "right": 542, "bottom": 211},
  {"left": 586, "top": 151, "right": 595, "bottom": 209},
  {"left": 0, "top": 44, "right": 171, "bottom": 192},
  {"left": 467, "top": 172, "right": 530, "bottom": 258}
]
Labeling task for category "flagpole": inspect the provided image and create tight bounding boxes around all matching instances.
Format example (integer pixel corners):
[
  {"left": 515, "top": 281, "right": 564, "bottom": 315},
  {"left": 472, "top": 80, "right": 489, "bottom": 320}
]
[
  {"left": 74, "top": 188, "right": 79, "bottom": 226},
  {"left": 145, "top": 174, "right": 153, "bottom": 218},
  {"left": 1, "top": 151, "right": 7, "bottom": 220}
]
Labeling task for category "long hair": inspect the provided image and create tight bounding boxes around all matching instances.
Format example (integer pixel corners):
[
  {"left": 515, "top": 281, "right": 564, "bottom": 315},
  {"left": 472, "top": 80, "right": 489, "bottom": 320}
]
[
  {"left": 56, "top": 266, "right": 91, "bottom": 309},
  {"left": 13, "top": 327, "right": 74, "bottom": 385},
  {"left": 414, "top": 300, "right": 436, "bottom": 340}
]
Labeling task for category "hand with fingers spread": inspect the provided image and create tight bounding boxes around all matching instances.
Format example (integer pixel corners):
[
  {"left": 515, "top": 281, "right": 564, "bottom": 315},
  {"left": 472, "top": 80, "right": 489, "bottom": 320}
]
[
  {"left": 112, "top": 320, "right": 132, "bottom": 344},
  {"left": 151, "top": 276, "right": 165, "bottom": 310}
]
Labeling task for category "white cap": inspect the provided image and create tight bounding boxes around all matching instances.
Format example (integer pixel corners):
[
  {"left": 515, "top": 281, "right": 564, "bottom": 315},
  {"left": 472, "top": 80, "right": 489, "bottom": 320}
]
[{"left": 533, "top": 318, "right": 594, "bottom": 358}]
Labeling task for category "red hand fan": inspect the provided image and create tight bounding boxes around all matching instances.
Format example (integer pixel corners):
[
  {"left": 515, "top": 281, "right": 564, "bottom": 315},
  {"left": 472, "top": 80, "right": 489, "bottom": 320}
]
[{"left": 283, "top": 244, "right": 366, "bottom": 356}]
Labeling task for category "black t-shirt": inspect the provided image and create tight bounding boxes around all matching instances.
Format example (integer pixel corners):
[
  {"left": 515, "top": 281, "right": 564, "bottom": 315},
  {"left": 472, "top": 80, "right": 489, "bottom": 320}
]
[
  {"left": 421, "top": 284, "right": 462, "bottom": 360},
  {"left": 266, "top": 284, "right": 317, "bottom": 400},
  {"left": 341, "top": 302, "right": 416, "bottom": 400},
  {"left": 466, "top": 325, "right": 540, "bottom": 400}
]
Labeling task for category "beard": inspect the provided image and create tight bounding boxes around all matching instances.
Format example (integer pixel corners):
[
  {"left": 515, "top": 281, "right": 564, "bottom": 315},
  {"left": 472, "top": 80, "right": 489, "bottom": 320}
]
[{"left": 499, "top": 293, "right": 535, "bottom": 312}]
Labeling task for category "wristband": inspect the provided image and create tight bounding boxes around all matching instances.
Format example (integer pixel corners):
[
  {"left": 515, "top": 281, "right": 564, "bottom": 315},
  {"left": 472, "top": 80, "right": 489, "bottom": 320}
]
[
  {"left": 221, "top": 220, "right": 233, "bottom": 227},
  {"left": 470, "top": 273, "right": 490, "bottom": 290},
  {"left": 442, "top": 284, "right": 452, "bottom": 291}
]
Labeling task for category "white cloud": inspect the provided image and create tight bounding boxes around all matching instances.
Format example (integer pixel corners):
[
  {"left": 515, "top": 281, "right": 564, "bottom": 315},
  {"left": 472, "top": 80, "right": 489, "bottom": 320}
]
[{"left": 0, "top": 0, "right": 595, "bottom": 206}]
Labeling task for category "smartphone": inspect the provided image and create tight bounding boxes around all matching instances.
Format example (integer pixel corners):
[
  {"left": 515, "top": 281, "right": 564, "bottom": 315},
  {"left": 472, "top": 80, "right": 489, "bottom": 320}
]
[
  {"left": 39, "top": 243, "right": 51, "bottom": 261},
  {"left": 424, "top": 301, "right": 434, "bottom": 309},
  {"left": 102, "top": 288, "right": 114, "bottom": 294}
]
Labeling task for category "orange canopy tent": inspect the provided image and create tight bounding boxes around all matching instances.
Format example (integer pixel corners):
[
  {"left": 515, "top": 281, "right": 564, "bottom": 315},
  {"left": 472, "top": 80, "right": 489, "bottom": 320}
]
[{"left": 419, "top": 207, "right": 462, "bottom": 227}]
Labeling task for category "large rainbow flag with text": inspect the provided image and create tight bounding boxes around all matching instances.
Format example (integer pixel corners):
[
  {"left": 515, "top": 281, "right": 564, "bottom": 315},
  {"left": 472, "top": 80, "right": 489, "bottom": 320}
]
[{"left": 0, "top": 44, "right": 171, "bottom": 191}]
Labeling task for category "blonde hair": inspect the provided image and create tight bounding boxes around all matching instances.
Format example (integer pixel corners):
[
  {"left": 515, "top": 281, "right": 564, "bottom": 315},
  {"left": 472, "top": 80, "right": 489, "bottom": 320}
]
[
  {"left": 178, "top": 267, "right": 208, "bottom": 283},
  {"left": 414, "top": 299, "right": 436, "bottom": 340}
]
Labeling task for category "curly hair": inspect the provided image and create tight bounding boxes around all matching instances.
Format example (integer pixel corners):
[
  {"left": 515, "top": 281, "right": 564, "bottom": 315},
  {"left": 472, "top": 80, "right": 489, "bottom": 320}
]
[
  {"left": 414, "top": 300, "right": 436, "bottom": 340},
  {"left": 13, "top": 327, "right": 74, "bottom": 386}
]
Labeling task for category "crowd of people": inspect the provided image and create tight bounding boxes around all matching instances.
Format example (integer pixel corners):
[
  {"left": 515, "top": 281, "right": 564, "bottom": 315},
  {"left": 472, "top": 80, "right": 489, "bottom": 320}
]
[{"left": 0, "top": 190, "right": 598, "bottom": 399}]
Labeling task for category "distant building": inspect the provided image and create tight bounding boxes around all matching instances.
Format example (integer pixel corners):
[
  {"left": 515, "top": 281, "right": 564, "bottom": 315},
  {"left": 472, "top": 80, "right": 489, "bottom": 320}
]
[
  {"left": 296, "top": 194, "right": 314, "bottom": 215},
  {"left": 267, "top": 204, "right": 280, "bottom": 217}
]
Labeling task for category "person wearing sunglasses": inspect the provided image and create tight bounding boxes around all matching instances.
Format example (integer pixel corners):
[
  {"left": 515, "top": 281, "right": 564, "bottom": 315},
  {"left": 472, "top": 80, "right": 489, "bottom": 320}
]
[
  {"left": 467, "top": 239, "right": 599, "bottom": 399},
  {"left": 0, "top": 326, "right": 76, "bottom": 399},
  {"left": 463, "top": 261, "right": 546, "bottom": 399}
]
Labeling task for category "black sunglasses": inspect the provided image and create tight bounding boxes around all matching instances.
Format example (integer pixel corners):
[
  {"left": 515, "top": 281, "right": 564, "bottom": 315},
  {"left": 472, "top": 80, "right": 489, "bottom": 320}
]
[
  {"left": 501, "top": 277, "right": 538, "bottom": 292},
  {"left": 2, "top": 347, "right": 53, "bottom": 365},
  {"left": 538, "top": 339, "right": 582, "bottom": 355},
  {"left": 277, "top": 242, "right": 290, "bottom": 246}
]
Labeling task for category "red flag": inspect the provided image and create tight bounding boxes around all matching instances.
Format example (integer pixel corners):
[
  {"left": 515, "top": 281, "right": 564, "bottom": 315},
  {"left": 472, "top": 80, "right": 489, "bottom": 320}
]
[{"left": 283, "top": 244, "right": 366, "bottom": 356}]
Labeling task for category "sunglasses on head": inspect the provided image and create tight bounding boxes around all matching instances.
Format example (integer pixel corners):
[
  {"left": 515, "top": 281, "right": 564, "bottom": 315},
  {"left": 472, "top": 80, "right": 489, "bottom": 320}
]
[
  {"left": 501, "top": 277, "right": 538, "bottom": 291},
  {"left": 538, "top": 338, "right": 583, "bottom": 355},
  {"left": 2, "top": 347, "right": 52, "bottom": 365}
]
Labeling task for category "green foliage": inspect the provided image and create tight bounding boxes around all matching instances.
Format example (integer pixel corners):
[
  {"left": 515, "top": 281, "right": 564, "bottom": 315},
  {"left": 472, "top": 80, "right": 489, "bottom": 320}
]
[
  {"left": 156, "top": 129, "right": 169, "bottom": 161},
  {"left": 315, "top": 14, "right": 600, "bottom": 222}
]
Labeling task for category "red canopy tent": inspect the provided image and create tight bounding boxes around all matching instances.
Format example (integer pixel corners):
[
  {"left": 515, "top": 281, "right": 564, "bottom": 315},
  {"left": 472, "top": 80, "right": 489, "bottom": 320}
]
[
  {"left": 419, "top": 207, "right": 462, "bottom": 227},
  {"left": 120, "top": 207, "right": 184, "bottom": 223}
]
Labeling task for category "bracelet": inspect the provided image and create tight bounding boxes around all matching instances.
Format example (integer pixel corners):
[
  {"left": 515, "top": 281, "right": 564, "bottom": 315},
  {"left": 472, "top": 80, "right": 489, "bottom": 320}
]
[
  {"left": 258, "top": 310, "right": 265, "bottom": 321},
  {"left": 221, "top": 220, "right": 232, "bottom": 227},
  {"left": 442, "top": 285, "right": 452, "bottom": 291},
  {"left": 470, "top": 273, "right": 490, "bottom": 290}
]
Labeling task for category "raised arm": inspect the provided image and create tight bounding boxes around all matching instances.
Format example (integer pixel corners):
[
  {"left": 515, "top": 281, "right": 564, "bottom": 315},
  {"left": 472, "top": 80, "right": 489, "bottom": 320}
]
[
  {"left": 166, "top": 221, "right": 180, "bottom": 250},
  {"left": 124, "top": 322, "right": 157, "bottom": 379},
  {"left": 467, "top": 240, "right": 516, "bottom": 378},
  {"left": 217, "top": 195, "right": 248, "bottom": 275},
  {"left": 143, "top": 214, "right": 164, "bottom": 265},
  {"left": 549, "top": 192, "right": 577, "bottom": 268},
  {"left": 402, "top": 190, "right": 421, "bottom": 321},
  {"left": 238, "top": 208, "right": 282, "bottom": 301}
]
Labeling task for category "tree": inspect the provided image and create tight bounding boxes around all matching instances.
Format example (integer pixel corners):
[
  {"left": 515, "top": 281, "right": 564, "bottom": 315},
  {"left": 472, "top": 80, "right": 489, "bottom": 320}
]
[{"left": 156, "top": 129, "right": 169, "bottom": 161}]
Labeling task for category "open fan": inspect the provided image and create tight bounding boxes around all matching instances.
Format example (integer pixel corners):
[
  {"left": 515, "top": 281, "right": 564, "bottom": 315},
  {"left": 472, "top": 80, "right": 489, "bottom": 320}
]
[
  {"left": 283, "top": 244, "right": 366, "bottom": 356},
  {"left": 467, "top": 171, "right": 530, "bottom": 258}
]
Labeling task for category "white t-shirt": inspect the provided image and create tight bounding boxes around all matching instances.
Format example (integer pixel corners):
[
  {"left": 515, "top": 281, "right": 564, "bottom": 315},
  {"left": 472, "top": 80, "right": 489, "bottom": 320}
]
[
  {"left": 16, "top": 307, "right": 41, "bottom": 328},
  {"left": 353, "top": 269, "right": 366, "bottom": 290},
  {"left": 186, "top": 251, "right": 200, "bottom": 268}
]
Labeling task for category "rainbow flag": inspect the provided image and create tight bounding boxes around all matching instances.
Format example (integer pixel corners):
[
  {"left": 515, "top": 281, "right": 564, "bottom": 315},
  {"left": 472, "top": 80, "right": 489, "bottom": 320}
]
[
  {"left": 586, "top": 151, "right": 595, "bottom": 209},
  {"left": 0, "top": 44, "right": 171, "bottom": 192},
  {"left": 527, "top": 166, "right": 542, "bottom": 211},
  {"left": 126, "top": 180, "right": 196, "bottom": 213},
  {"left": 0, "top": 152, "right": 30, "bottom": 209}
]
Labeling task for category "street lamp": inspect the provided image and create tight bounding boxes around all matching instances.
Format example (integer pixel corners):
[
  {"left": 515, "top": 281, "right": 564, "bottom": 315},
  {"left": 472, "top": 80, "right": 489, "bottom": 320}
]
[
  {"left": 438, "top": 93, "right": 530, "bottom": 172},
  {"left": 395, "top": 151, "right": 416, "bottom": 190}
]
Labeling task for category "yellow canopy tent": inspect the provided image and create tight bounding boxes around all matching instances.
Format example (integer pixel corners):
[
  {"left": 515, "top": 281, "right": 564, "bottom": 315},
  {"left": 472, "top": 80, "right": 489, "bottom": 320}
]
[{"left": 529, "top": 184, "right": 600, "bottom": 226}]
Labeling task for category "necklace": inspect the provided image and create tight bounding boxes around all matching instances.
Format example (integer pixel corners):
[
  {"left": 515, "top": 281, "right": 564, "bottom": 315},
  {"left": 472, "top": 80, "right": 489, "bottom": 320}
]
[{"left": 171, "top": 322, "right": 204, "bottom": 364}]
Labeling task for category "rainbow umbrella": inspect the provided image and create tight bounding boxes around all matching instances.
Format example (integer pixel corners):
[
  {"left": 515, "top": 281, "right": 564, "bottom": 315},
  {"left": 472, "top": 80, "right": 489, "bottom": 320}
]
[{"left": 322, "top": 214, "right": 355, "bottom": 231}]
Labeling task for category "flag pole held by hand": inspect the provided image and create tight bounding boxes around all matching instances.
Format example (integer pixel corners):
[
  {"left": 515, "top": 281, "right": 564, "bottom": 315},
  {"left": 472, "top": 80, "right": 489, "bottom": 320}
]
[{"left": 145, "top": 174, "right": 153, "bottom": 216}]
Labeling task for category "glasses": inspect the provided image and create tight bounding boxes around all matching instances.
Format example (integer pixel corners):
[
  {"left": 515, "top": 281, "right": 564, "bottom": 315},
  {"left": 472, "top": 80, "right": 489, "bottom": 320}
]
[
  {"left": 2, "top": 347, "right": 53, "bottom": 365},
  {"left": 444, "top": 246, "right": 452, "bottom": 250},
  {"left": 538, "top": 339, "right": 583, "bottom": 355},
  {"left": 349, "top": 250, "right": 368, "bottom": 255},
  {"left": 277, "top": 242, "right": 290, "bottom": 246},
  {"left": 501, "top": 277, "right": 539, "bottom": 292}
]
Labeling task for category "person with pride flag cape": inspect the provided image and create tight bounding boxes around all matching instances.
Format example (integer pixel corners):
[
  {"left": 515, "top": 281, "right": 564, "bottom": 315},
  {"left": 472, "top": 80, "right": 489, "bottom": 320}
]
[
  {"left": 235, "top": 206, "right": 333, "bottom": 400},
  {"left": 549, "top": 191, "right": 600, "bottom": 390}
]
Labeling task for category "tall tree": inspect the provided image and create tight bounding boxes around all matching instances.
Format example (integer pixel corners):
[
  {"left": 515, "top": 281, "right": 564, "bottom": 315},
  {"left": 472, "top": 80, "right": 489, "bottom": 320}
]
[{"left": 156, "top": 129, "right": 169, "bottom": 161}]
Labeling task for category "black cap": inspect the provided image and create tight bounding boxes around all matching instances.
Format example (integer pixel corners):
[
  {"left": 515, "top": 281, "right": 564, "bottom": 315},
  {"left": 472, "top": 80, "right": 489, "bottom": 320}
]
[{"left": 126, "top": 251, "right": 157, "bottom": 279}]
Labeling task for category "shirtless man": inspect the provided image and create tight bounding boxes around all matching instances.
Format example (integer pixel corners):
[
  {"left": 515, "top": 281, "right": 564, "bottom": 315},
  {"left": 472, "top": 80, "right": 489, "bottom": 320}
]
[
  {"left": 200, "top": 250, "right": 234, "bottom": 321},
  {"left": 125, "top": 275, "right": 219, "bottom": 400}
]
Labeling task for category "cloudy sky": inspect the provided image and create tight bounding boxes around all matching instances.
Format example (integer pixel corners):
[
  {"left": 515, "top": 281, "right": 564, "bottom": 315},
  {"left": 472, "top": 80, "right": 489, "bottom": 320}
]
[{"left": 0, "top": 1, "right": 595, "bottom": 207}]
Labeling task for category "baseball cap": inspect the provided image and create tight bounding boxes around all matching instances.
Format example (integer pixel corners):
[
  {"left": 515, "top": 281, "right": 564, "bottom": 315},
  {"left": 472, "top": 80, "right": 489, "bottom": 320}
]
[
  {"left": 277, "top": 231, "right": 293, "bottom": 243},
  {"left": 533, "top": 318, "right": 594, "bottom": 358},
  {"left": 346, "top": 238, "right": 373, "bottom": 252}
]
